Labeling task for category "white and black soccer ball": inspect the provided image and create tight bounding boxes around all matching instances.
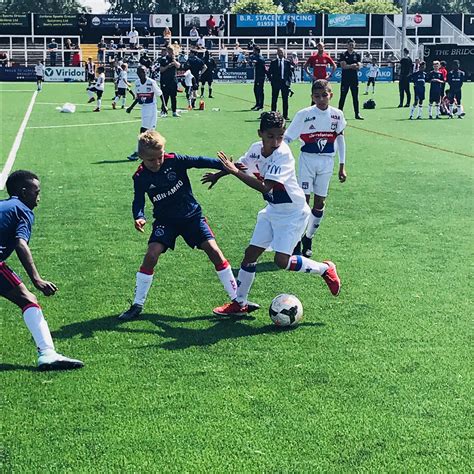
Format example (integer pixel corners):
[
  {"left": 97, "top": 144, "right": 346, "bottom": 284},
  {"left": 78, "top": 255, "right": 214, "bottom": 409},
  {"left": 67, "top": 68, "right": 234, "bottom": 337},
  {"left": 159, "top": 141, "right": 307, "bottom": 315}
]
[{"left": 269, "top": 294, "right": 303, "bottom": 327}]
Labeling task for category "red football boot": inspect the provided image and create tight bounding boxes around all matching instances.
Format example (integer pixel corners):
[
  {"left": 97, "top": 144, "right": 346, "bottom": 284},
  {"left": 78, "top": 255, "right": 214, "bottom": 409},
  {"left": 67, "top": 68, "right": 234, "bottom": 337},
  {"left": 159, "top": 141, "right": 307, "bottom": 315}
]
[
  {"left": 322, "top": 260, "right": 341, "bottom": 296},
  {"left": 213, "top": 301, "right": 248, "bottom": 317}
]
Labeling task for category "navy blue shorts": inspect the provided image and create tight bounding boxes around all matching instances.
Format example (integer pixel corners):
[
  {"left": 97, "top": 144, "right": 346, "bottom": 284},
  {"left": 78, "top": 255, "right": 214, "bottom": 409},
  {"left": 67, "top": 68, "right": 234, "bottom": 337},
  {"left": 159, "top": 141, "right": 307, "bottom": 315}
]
[
  {"left": 429, "top": 90, "right": 441, "bottom": 104},
  {"left": 449, "top": 89, "right": 462, "bottom": 105},
  {"left": 148, "top": 214, "right": 215, "bottom": 251},
  {"left": 414, "top": 87, "right": 425, "bottom": 101},
  {"left": 0, "top": 261, "right": 22, "bottom": 297}
]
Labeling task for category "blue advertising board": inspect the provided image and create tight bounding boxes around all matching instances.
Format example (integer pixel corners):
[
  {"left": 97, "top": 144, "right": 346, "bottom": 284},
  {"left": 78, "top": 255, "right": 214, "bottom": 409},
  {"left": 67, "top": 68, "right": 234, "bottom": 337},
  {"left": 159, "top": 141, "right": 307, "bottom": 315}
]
[
  {"left": 303, "top": 66, "right": 393, "bottom": 83},
  {"left": 0, "top": 66, "right": 36, "bottom": 81},
  {"left": 237, "top": 14, "right": 316, "bottom": 28},
  {"left": 328, "top": 14, "right": 366, "bottom": 28}
]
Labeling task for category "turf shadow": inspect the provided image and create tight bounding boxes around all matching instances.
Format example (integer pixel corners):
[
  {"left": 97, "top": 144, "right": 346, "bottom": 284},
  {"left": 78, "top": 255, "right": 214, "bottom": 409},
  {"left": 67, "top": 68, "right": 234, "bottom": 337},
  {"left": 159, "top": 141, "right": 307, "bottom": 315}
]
[
  {"left": 92, "top": 159, "right": 132, "bottom": 164},
  {"left": 0, "top": 363, "right": 38, "bottom": 372},
  {"left": 231, "top": 261, "right": 279, "bottom": 278}
]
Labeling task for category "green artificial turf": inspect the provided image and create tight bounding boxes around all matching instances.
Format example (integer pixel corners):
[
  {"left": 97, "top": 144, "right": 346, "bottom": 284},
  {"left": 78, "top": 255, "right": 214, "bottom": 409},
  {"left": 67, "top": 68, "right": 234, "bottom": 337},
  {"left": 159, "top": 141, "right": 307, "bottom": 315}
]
[{"left": 0, "top": 81, "right": 472, "bottom": 471}]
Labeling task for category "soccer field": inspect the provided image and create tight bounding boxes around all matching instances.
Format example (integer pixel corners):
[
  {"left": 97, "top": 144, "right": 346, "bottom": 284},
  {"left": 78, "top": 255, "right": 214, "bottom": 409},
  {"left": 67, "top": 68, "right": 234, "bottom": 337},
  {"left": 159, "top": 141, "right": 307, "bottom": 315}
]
[{"left": 0, "top": 81, "right": 472, "bottom": 471}]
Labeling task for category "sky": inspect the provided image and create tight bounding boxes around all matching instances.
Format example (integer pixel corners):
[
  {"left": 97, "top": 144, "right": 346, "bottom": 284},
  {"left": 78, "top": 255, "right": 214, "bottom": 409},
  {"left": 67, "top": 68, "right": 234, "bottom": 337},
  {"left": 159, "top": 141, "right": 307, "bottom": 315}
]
[{"left": 79, "top": 0, "right": 110, "bottom": 14}]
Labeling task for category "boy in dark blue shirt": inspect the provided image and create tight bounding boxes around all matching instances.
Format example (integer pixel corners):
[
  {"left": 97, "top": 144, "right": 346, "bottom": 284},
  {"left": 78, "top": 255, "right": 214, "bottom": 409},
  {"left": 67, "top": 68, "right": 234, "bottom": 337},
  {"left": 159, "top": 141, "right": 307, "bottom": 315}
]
[
  {"left": 409, "top": 61, "right": 427, "bottom": 119},
  {"left": 0, "top": 170, "right": 83, "bottom": 370},
  {"left": 427, "top": 60, "right": 444, "bottom": 119},
  {"left": 119, "top": 130, "right": 259, "bottom": 319},
  {"left": 447, "top": 60, "right": 466, "bottom": 118}
]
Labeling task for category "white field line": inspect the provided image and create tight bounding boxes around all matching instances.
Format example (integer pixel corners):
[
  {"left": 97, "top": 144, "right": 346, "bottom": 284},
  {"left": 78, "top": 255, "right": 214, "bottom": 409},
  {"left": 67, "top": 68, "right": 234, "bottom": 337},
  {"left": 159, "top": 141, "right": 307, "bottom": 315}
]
[
  {"left": 0, "top": 90, "right": 38, "bottom": 190},
  {"left": 0, "top": 89, "right": 37, "bottom": 92},
  {"left": 27, "top": 119, "right": 140, "bottom": 130}
]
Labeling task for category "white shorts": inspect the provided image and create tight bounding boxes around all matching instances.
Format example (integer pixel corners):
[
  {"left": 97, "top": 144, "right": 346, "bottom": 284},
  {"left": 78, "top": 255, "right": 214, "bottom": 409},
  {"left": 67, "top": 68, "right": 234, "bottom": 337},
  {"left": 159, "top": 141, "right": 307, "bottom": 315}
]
[
  {"left": 141, "top": 106, "right": 157, "bottom": 130},
  {"left": 298, "top": 153, "right": 334, "bottom": 197},
  {"left": 250, "top": 205, "right": 310, "bottom": 255}
]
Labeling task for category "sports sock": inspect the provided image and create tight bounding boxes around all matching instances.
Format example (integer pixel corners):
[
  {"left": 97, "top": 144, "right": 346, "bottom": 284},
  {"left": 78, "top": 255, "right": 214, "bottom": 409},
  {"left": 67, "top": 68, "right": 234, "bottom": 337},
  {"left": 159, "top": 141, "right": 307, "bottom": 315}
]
[
  {"left": 22, "top": 304, "right": 55, "bottom": 353},
  {"left": 428, "top": 104, "right": 432, "bottom": 117},
  {"left": 209, "top": 87, "right": 212, "bottom": 97},
  {"left": 306, "top": 208, "right": 324, "bottom": 239},
  {"left": 113, "top": 96, "right": 119, "bottom": 103},
  {"left": 235, "top": 263, "right": 256, "bottom": 306},
  {"left": 417, "top": 105, "right": 422, "bottom": 118},
  {"left": 365, "top": 85, "right": 369, "bottom": 93},
  {"left": 87, "top": 90, "right": 94, "bottom": 98},
  {"left": 133, "top": 267, "right": 154, "bottom": 306},
  {"left": 436, "top": 104, "right": 440, "bottom": 117},
  {"left": 97, "top": 99, "right": 102, "bottom": 109},
  {"left": 410, "top": 105, "right": 415, "bottom": 117},
  {"left": 286, "top": 255, "right": 329, "bottom": 276},
  {"left": 449, "top": 104, "right": 454, "bottom": 115},
  {"left": 215, "top": 260, "right": 237, "bottom": 300},
  {"left": 457, "top": 105, "right": 463, "bottom": 116},
  {"left": 201, "top": 87, "right": 204, "bottom": 96},
  {"left": 121, "top": 97, "right": 126, "bottom": 107}
]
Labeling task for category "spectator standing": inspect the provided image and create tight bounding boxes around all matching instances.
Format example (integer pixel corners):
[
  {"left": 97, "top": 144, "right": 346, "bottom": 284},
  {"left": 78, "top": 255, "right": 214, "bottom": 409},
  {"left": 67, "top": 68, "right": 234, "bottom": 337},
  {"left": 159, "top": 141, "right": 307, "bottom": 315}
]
[
  {"left": 108, "top": 39, "right": 117, "bottom": 63},
  {"left": 142, "top": 27, "right": 151, "bottom": 49},
  {"left": 128, "top": 27, "right": 139, "bottom": 49},
  {"left": 217, "top": 15, "right": 226, "bottom": 38},
  {"left": 97, "top": 38, "right": 106, "bottom": 63},
  {"left": 48, "top": 38, "right": 58, "bottom": 67},
  {"left": 204, "top": 32, "right": 215, "bottom": 50},
  {"left": 206, "top": 15, "right": 216, "bottom": 33},
  {"left": 233, "top": 42, "right": 243, "bottom": 68},
  {"left": 197, "top": 35, "right": 206, "bottom": 49},
  {"left": 268, "top": 48, "right": 293, "bottom": 120},
  {"left": 113, "top": 23, "right": 121, "bottom": 37},
  {"left": 116, "top": 37, "right": 126, "bottom": 60},
  {"left": 286, "top": 17, "right": 296, "bottom": 36},
  {"left": 338, "top": 39, "right": 363, "bottom": 120},
  {"left": 163, "top": 26, "right": 172, "bottom": 46},
  {"left": 398, "top": 48, "right": 412, "bottom": 107},
  {"left": 249, "top": 46, "right": 266, "bottom": 111},
  {"left": 0, "top": 51, "right": 9, "bottom": 67},
  {"left": 219, "top": 45, "right": 228, "bottom": 69},
  {"left": 72, "top": 49, "right": 81, "bottom": 67},
  {"left": 78, "top": 14, "right": 87, "bottom": 41},
  {"left": 64, "top": 38, "right": 73, "bottom": 67},
  {"left": 189, "top": 26, "right": 199, "bottom": 47}
]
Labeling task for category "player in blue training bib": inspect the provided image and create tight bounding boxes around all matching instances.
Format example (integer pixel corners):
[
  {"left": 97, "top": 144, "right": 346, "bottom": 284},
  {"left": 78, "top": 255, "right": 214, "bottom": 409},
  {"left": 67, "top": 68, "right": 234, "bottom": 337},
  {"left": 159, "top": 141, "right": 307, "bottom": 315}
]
[{"left": 409, "top": 61, "right": 427, "bottom": 120}]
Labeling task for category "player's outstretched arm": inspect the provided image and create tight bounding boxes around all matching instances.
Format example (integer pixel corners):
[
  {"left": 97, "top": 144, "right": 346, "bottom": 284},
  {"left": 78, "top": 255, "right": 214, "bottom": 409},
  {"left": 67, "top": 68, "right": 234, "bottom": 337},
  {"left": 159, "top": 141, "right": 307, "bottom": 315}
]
[
  {"left": 15, "top": 239, "right": 58, "bottom": 296},
  {"left": 126, "top": 99, "right": 138, "bottom": 113}
]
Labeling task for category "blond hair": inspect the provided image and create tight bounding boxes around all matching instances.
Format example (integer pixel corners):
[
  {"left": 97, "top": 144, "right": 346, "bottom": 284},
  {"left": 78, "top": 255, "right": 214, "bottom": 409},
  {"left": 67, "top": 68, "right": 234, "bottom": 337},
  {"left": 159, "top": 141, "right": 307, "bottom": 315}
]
[{"left": 138, "top": 130, "right": 166, "bottom": 157}]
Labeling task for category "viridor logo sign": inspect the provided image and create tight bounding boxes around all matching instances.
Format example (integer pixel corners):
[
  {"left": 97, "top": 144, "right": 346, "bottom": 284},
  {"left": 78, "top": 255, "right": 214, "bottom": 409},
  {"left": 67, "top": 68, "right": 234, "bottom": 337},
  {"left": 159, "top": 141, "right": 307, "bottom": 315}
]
[{"left": 45, "top": 68, "right": 84, "bottom": 77}]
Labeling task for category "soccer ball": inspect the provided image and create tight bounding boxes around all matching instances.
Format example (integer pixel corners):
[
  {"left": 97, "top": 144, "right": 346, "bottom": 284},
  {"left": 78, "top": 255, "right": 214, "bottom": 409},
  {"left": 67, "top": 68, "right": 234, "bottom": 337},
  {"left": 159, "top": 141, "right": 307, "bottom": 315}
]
[{"left": 269, "top": 294, "right": 303, "bottom": 327}]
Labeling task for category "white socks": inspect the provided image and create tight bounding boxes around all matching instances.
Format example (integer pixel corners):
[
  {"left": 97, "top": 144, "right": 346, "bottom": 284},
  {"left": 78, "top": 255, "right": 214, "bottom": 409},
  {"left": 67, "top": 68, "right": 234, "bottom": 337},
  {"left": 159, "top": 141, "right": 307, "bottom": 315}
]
[
  {"left": 133, "top": 270, "right": 154, "bottom": 306},
  {"left": 306, "top": 208, "right": 324, "bottom": 239},
  {"left": 215, "top": 260, "right": 238, "bottom": 300},
  {"left": 286, "top": 255, "right": 328, "bottom": 276},
  {"left": 87, "top": 90, "right": 93, "bottom": 98},
  {"left": 235, "top": 263, "right": 256, "bottom": 306},
  {"left": 23, "top": 304, "right": 55, "bottom": 353},
  {"left": 97, "top": 99, "right": 102, "bottom": 109}
]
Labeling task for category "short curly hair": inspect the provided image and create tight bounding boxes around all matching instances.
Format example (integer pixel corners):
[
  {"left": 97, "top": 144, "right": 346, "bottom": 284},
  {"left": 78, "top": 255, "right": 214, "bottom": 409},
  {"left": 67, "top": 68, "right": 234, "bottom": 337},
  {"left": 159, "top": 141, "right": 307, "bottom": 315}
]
[
  {"left": 259, "top": 111, "right": 285, "bottom": 131},
  {"left": 6, "top": 170, "right": 39, "bottom": 197}
]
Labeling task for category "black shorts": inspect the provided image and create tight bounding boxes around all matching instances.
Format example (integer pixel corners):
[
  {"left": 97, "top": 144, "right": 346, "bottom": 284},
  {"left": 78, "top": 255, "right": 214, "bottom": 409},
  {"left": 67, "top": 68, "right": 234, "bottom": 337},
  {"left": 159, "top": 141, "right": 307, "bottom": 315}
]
[
  {"left": 36, "top": 75, "right": 43, "bottom": 81},
  {"left": 414, "top": 87, "right": 425, "bottom": 102},
  {"left": 116, "top": 87, "right": 126, "bottom": 97},
  {"left": 367, "top": 77, "right": 375, "bottom": 86},
  {"left": 429, "top": 90, "right": 441, "bottom": 104},
  {"left": 449, "top": 89, "right": 462, "bottom": 105},
  {"left": 148, "top": 214, "right": 215, "bottom": 251},
  {"left": 160, "top": 81, "right": 178, "bottom": 97},
  {"left": 200, "top": 76, "right": 213, "bottom": 86},
  {"left": 88, "top": 87, "right": 103, "bottom": 99},
  {"left": 0, "top": 261, "right": 22, "bottom": 297},
  {"left": 87, "top": 73, "right": 95, "bottom": 82}
]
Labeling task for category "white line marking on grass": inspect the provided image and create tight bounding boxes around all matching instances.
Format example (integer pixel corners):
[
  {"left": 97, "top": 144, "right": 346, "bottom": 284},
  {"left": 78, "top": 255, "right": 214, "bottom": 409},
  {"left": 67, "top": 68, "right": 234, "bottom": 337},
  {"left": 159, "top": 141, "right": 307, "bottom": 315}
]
[
  {"left": 0, "top": 89, "right": 36, "bottom": 92},
  {"left": 0, "top": 90, "right": 38, "bottom": 190},
  {"left": 27, "top": 119, "right": 140, "bottom": 130}
]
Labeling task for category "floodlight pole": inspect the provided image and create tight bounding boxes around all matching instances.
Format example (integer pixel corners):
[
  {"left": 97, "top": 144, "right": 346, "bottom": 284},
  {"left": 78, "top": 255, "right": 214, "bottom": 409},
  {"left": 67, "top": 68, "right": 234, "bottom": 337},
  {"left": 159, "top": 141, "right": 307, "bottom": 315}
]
[{"left": 401, "top": 0, "right": 408, "bottom": 56}]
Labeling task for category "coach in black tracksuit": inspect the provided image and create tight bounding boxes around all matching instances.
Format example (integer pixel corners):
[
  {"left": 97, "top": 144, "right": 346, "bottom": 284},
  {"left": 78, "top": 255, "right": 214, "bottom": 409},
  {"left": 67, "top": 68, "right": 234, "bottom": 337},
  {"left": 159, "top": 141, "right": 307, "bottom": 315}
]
[
  {"left": 250, "top": 46, "right": 266, "bottom": 110},
  {"left": 268, "top": 48, "right": 293, "bottom": 120},
  {"left": 159, "top": 46, "right": 180, "bottom": 115},
  {"left": 338, "top": 39, "right": 363, "bottom": 120},
  {"left": 398, "top": 48, "right": 412, "bottom": 107}
]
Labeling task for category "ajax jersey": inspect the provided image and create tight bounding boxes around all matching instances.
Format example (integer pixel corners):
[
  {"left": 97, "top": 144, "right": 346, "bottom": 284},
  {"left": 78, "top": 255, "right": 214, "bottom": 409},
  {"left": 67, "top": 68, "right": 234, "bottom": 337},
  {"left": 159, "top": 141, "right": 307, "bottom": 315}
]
[
  {"left": 238, "top": 141, "right": 306, "bottom": 215},
  {"left": 285, "top": 105, "right": 346, "bottom": 156},
  {"left": 135, "top": 78, "right": 163, "bottom": 106}
]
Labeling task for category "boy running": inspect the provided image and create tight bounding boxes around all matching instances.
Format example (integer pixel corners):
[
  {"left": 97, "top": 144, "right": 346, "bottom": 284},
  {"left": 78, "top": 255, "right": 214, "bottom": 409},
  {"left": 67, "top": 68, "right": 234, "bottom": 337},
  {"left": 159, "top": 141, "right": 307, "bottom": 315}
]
[
  {"left": 284, "top": 80, "right": 347, "bottom": 258},
  {"left": 0, "top": 170, "right": 84, "bottom": 370},
  {"left": 34, "top": 60, "right": 45, "bottom": 91},
  {"left": 183, "top": 66, "right": 197, "bottom": 110},
  {"left": 447, "top": 60, "right": 466, "bottom": 119},
  {"left": 119, "top": 131, "right": 259, "bottom": 320},
  {"left": 126, "top": 66, "right": 167, "bottom": 161},
  {"left": 112, "top": 62, "right": 131, "bottom": 109},
  {"left": 427, "top": 60, "right": 444, "bottom": 119},
  {"left": 409, "top": 61, "right": 427, "bottom": 119},
  {"left": 364, "top": 59, "right": 379, "bottom": 95},
  {"left": 86, "top": 65, "right": 105, "bottom": 112},
  {"left": 204, "top": 112, "right": 341, "bottom": 317}
]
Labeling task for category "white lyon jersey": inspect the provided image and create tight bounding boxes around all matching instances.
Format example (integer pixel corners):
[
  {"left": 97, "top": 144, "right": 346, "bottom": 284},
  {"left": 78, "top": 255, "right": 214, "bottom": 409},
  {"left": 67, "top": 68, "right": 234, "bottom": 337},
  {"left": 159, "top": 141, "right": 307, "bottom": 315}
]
[
  {"left": 368, "top": 65, "right": 379, "bottom": 78},
  {"left": 134, "top": 78, "right": 162, "bottom": 107},
  {"left": 117, "top": 70, "right": 128, "bottom": 89},
  {"left": 285, "top": 105, "right": 346, "bottom": 157},
  {"left": 238, "top": 141, "right": 307, "bottom": 216},
  {"left": 183, "top": 70, "right": 194, "bottom": 87},
  {"left": 95, "top": 73, "right": 105, "bottom": 91},
  {"left": 35, "top": 64, "right": 45, "bottom": 77}
]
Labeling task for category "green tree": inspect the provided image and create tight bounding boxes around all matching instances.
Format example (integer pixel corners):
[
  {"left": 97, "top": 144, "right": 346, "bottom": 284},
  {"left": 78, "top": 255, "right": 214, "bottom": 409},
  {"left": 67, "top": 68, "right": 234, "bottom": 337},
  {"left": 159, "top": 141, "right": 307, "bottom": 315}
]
[
  {"left": 408, "top": 0, "right": 472, "bottom": 14},
  {"left": 351, "top": 0, "right": 401, "bottom": 13},
  {"left": 231, "top": 0, "right": 279, "bottom": 13},
  {"left": 1, "top": 0, "right": 87, "bottom": 13},
  {"left": 296, "top": 0, "right": 351, "bottom": 14}
]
